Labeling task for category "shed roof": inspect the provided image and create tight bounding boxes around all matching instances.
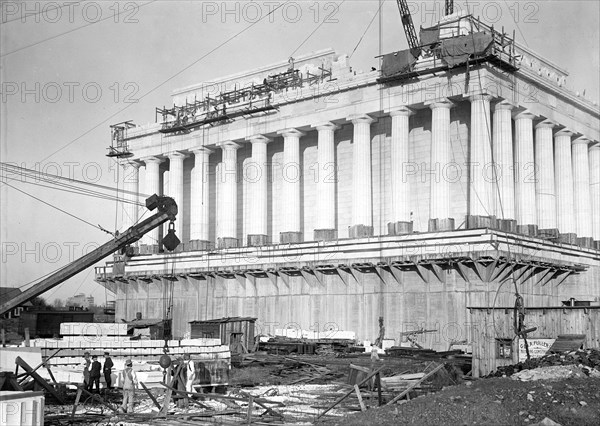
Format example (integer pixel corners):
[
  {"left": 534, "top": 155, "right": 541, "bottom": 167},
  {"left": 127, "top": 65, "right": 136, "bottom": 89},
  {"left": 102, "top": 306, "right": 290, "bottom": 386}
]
[{"left": 189, "top": 316, "right": 257, "bottom": 324}]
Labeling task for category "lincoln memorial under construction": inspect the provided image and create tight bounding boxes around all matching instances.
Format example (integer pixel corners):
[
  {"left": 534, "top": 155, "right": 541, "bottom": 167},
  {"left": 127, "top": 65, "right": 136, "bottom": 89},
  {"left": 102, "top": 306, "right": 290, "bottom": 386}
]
[{"left": 95, "top": 14, "right": 600, "bottom": 352}]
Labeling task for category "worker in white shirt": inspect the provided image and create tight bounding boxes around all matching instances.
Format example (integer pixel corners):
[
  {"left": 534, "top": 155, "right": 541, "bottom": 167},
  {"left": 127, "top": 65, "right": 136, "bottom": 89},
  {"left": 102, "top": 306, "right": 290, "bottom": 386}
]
[
  {"left": 119, "top": 359, "right": 138, "bottom": 413},
  {"left": 184, "top": 353, "right": 196, "bottom": 394}
]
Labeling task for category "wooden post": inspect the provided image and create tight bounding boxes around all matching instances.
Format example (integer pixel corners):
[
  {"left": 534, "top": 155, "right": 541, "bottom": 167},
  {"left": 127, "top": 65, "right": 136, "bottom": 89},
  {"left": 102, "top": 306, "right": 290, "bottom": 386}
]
[
  {"left": 354, "top": 385, "right": 366, "bottom": 412},
  {"left": 24, "top": 328, "right": 30, "bottom": 347},
  {"left": 247, "top": 395, "right": 254, "bottom": 424},
  {"left": 140, "top": 382, "right": 162, "bottom": 410},
  {"left": 71, "top": 388, "right": 83, "bottom": 420},
  {"left": 1, "top": 328, "right": 5, "bottom": 347},
  {"left": 376, "top": 373, "right": 382, "bottom": 406},
  {"left": 317, "top": 366, "right": 385, "bottom": 419},
  {"left": 385, "top": 363, "right": 445, "bottom": 406}
]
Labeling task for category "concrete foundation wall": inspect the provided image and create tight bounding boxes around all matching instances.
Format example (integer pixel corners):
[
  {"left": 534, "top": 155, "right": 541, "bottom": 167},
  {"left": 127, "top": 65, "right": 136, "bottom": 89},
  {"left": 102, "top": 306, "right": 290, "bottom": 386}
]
[{"left": 114, "top": 260, "right": 599, "bottom": 349}]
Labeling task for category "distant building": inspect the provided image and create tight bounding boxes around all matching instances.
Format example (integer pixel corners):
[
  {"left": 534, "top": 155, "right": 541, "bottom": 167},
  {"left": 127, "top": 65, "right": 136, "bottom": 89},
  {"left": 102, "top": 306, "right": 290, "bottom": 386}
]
[{"left": 66, "top": 293, "right": 94, "bottom": 309}]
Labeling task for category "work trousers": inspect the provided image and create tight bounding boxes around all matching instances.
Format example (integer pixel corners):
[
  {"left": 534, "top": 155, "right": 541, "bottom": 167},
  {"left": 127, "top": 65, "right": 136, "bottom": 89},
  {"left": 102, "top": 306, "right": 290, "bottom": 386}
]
[
  {"left": 104, "top": 370, "right": 112, "bottom": 389},
  {"left": 122, "top": 389, "right": 135, "bottom": 413}
]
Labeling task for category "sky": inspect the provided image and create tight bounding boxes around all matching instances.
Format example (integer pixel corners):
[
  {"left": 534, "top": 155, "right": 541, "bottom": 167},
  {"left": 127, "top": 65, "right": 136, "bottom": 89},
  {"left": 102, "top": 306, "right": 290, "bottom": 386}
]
[{"left": 1, "top": 0, "right": 599, "bottom": 305}]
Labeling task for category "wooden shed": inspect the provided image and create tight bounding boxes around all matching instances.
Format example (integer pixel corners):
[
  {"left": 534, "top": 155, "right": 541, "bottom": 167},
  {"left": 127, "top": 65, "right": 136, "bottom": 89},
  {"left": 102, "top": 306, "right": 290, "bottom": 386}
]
[
  {"left": 469, "top": 306, "right": 600, "bottom": 378},
  {"left": 20, "top": 310, "right": 94, "bottom": 338},
  {"left": 189, "top": 317, "right": 257, "bottom": 353}
]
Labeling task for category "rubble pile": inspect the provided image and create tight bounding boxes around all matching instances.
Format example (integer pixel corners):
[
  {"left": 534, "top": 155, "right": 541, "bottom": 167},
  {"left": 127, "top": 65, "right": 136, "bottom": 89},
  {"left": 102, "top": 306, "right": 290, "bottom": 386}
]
[{"left": 489, "top": 348, "right": 600, "bottom": 378}]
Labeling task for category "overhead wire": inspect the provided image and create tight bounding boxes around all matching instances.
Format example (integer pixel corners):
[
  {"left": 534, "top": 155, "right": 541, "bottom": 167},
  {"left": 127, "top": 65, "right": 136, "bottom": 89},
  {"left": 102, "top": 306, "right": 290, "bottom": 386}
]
[
  {"left": 0, "top": 162, "right": 149, "bottom": 200},
  {"left": 37, "top": 0, "right": 292, "bottom": 164},
  {"left": 2, "top": 180, "right": 110, "bottom": 233},
  {"left": 289, "top": 0, "right": 347, "bottom": 58},
  {"left": 349, "top": 0, "right": 384, "bottom": 59},
  {"left": 1, "top": 1, "right": 157, "bottom": 57}
]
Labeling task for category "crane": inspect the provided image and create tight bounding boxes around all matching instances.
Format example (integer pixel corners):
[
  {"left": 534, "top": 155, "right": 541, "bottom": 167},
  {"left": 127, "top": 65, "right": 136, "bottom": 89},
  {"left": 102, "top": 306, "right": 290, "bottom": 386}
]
[
  {"left": 0, "top": 194, "right": 179, "bottom": 316},
  {"left": 395, "top": 0, "right": 419, "bottom": 50}
]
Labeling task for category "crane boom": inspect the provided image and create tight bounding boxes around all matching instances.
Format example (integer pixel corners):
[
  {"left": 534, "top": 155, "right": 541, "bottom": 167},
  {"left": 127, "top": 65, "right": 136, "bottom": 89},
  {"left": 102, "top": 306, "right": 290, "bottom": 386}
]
[
  {"left": 0, "top": 194, "right": 178, "bottom": 316},
  {"left": 396, "top": 0, "right": 419, "bottom": 50}
]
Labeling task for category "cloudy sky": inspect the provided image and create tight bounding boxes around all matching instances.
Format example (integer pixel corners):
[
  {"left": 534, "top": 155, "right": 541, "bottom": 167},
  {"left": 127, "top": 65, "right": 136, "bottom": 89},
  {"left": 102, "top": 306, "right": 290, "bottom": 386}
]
[{"left": 1, "top": 0, "right": 599, "bottom": 305}]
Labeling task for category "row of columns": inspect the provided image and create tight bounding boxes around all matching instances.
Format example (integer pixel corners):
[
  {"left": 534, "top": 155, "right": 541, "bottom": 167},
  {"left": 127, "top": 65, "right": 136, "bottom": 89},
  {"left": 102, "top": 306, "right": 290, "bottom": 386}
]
[{"left": 123, "top": 96, "right": 599, "bottom": 251}]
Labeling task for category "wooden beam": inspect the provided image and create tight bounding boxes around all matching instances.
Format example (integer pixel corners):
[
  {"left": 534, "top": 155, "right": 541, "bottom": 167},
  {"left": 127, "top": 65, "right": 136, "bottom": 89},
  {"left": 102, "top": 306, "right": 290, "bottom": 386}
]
[
  {"left": 266, "top": 271, "right": 278, "bottom": 287},
  {"left": 413, "top": 263, "right": 429, "bottom": 284},
  {"left": 472, "top": 261, "right": 488, "bottom": 283},
  {"left": 428, "top": 264, "right": 445, "bottom": 284},
  {"left": 385, "top": 363, "right": 445, "bottom": 406},
  {"left": 553, "top": 270, "right": 573, "bottom": 287},
  {"left": 317, "top": 366, "right": 385, "bottom": 419},
  {"left": 15, "top": 356, "right": 65, "bottom": 404},
  {"left": 490, "top": 262, "right": 514, "bottom": 283},
  {"left": 455, "top": 262, "right": 471, "bottom": 284},
  {"left": 536, "top": 268, "right": 555, "bottom": 287},
  {"left": 354, "top": 385, "right": 366, "bottom": 411},
  {"left": 389, "top": 266, "right": 403, "bottom": 285},
  {"left": 485, "top": 258, "right": 500, "bottom": 282},
  {"left": 140, "top": 382, "right": 162, "bottom": 411},
  {"left": 18, "top": 349, "right": 62, "bottom": 383}
]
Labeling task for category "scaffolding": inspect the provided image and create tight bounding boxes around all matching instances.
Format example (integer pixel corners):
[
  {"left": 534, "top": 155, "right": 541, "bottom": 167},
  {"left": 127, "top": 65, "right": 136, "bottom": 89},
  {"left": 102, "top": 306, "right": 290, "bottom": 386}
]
[
  {"left": 378, "top": 15, "right": 519, "bottom": 84},
  {"left": 107, "top": 121, "right": 136, "bottom": 158},
  {"left": 156, "top": 64, "right": 334, "bottom": 134}
]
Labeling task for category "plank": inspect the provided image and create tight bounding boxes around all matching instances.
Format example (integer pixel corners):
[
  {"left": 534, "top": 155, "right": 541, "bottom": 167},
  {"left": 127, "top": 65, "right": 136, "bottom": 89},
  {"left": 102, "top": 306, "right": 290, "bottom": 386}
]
[
  {"left": 385, "top": 363, "right": 445, "bottom": 406},
  {"left": 140, "top": 382, "right": 162, "bottom": 410},
  {"left": 15, "top": 356, "right": 65, "bottom": 404},
  {"left": 317, "top": 366, "right": 385, "bottom": 419},
  {"left": 158, "top": 363, "right": 183, "bottom": 417},
  {"left": 354, "top": 385, "right": 366, "bottom": 412},
  {"left": 247, "top": 395, "right": 254, "bottom": 424},
  {"left": 18, "top": 349, "right": 62, "bottom": 383},
  {"left": 71, "top": 388, "right": 83, "bottom": 420}
]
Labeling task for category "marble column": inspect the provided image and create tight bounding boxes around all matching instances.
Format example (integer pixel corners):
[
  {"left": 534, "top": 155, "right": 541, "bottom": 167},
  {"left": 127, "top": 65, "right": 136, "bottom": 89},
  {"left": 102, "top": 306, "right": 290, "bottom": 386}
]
[
  {"left": 554, "top": 129, "right": 577, "bottom": 243},
  {"left": 166, "top": 152, "right": 187, "bottom": 250},
  {"left": 387, "top": 106, "right": 414, "bottom": 235},
  {"left": 513, "top": 111, "right": 537, "bottom": 235},
  {"left": 468, "top": 94, "right": 496, "bottom": 228},
  {"left": 492, "top": 101, "right": 516, "bottom": 230},
  {"left": 589, "top": 143, "right": 600, "bottom": 247},
  {"left": 278, "top": 128, "right": 305, "bottom": 243},
  {"left": 216, "top": 141, "right": 240, "bottom": 249},
  {"left": 312, "top": 122, "right": 339, "bottom": 241},
  {"left": 428, "top": 99, "right": 455, "bottom": 231},
  {"left": 121, "top": 162, "right": 140, "bottom": 232},
  {"left": 572, "top": 137, "right": 593, "bottom": 246},
  {"left": 534, "top": 121, "right": 558, "bottom": 237},
  {"left": 246, "top": 135, "right": 271, "bottom": 246},
  {"left": 348, "top": 114, "right": 375, "bottom": 238},
  {"left": 189, "top": 147, "right": 212, "bottom": 250},
  {"left": 140, "top": 157, "right": 162, "bottom": 253}
]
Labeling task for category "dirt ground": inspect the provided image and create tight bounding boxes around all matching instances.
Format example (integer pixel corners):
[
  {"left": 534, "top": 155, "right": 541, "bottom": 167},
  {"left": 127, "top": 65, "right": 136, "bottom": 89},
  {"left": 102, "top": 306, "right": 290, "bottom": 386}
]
[{"left": 323, "top": 377, "right": 600, "bottom": 426}]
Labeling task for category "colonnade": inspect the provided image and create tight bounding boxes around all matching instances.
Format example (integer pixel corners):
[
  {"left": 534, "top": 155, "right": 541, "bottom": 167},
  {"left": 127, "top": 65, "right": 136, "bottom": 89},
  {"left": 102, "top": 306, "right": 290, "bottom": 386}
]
[{"left": 120, "top": 96, "right": 599, "bottom": 251}]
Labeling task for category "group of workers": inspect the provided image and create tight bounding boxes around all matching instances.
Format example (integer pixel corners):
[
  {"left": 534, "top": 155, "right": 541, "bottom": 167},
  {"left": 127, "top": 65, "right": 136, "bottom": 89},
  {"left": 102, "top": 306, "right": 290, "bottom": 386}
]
[{"left": 81, "top": 351, "right": 196, "bottom": 413}]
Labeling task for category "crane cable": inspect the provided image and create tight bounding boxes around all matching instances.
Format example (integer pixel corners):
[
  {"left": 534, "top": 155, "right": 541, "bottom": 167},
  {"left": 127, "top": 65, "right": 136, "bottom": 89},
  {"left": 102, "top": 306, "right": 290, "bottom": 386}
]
[{"left": 463, "top": 8, "right": 532, "bottom": 358}]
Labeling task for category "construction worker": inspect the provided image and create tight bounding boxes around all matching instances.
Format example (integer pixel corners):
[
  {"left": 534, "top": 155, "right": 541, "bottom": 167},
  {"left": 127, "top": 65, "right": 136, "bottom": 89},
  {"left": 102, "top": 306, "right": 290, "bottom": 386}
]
[
  {"left": 184, "top": 353, "right": 196, "bottom": 394},
  {"left": 88, "top": 355, "right": 101, "bottom": 393},
  {"left": 103, "top": 352, "right": 114, "bottom": 390},
  {"left": 119, "top": 359, "right": 138, "bottom": 413},
  {"left": 82, "top": 351, "right": 91, "bottom": 389}
]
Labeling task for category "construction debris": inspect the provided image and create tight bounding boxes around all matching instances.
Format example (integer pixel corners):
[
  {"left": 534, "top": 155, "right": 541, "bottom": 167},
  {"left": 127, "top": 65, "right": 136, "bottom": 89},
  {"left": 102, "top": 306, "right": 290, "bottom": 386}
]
[{"left": 489, "top": 348, "right": 600, "bottom": 377}]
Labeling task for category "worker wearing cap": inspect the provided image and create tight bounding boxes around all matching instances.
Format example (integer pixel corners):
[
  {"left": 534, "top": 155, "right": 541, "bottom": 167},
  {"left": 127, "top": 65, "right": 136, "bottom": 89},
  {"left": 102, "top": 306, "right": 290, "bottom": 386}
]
[
  {"left": 119, "top": 359, "right": 138, "bottom": 413},
  {"left": 103, "top": 352, "right": 114, "bottom": 390},
  {"left": 82, "top": 352, "right": 91, "bottom": 389},
  {"left": 184, "top": 353, "right": 196, "bottom": 394}
]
